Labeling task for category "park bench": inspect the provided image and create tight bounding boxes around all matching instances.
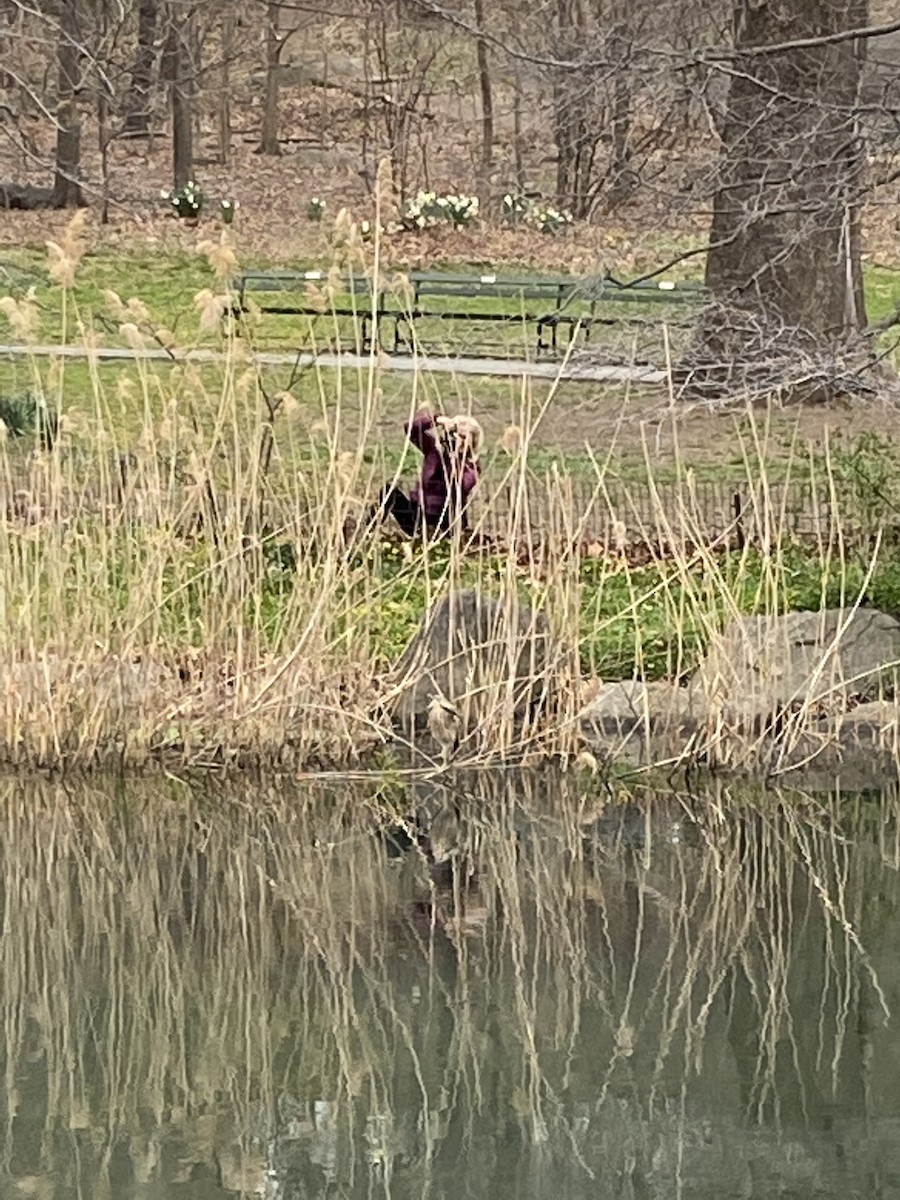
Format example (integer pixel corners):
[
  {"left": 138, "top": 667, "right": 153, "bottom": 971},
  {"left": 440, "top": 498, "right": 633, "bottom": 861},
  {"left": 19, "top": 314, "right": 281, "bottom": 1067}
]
[
  {"left": 232, "top": 267, "right": 381, "bottom": 349},
  {"left": 530, "top": 273, "right": 708, "bottom": 353},
  {"left": 232, "top": 267, "right": 707, "bottom": 357},
  {"left": 394, "top": 272, "right": 591, "bottom": 355}
]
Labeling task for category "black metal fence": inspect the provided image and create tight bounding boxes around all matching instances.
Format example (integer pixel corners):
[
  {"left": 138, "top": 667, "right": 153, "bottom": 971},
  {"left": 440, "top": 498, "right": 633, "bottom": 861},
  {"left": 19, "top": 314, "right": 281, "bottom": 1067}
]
[
  {"left": 473, "top": 475, "right": 860, "bottom": 548},
  {"left": 2, "top": 451, "right": 879, "bottom": 550}
]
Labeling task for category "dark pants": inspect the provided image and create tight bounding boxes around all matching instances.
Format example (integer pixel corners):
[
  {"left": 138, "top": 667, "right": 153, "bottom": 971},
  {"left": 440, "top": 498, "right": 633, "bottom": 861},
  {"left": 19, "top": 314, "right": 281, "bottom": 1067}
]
[{"left": 374, "top": 486, "right": 467, "bottom": 537}]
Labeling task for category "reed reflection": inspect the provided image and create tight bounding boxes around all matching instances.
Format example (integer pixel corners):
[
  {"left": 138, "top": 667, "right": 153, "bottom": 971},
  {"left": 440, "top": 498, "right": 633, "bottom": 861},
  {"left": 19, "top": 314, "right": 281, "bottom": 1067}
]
[{"left": 0, "top": 773, "right": 898, "bottom": 1198}]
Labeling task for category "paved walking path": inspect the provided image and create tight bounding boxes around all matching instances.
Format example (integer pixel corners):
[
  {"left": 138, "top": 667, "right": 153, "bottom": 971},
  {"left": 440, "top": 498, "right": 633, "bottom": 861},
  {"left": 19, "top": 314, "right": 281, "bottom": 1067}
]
[{"left": 0, "top": 342, "right": 668, "bottom": 385}]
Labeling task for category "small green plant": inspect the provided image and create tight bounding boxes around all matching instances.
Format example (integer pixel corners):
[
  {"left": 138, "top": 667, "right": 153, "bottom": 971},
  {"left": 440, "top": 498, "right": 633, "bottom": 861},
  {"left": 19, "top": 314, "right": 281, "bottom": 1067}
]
[
  {"left": 399, "top": 190, "right": 479, "bottom": 231},
  {"left": 164, "top": 180, "right": 204, "bottom": 220},
  {"left": 528, "top": 202, "right": 573, "bottom": 235},
  {"left": 0, "top": 390, "right": 58, "bottom": 449},
  {"left": 501, "top": 192, "right": 573, "bottom": 235},
  {"left": 220, "top": 198, "right": 238, "bottom": 226},
  {"left": 501, "top": 192, "right": 530, "bottom": 227},
  {"left": 829, "top": 431, "right": 900, "bottom": 537},
  {"left": 307, "top": 196, "right": 326, "bottom": 222}
]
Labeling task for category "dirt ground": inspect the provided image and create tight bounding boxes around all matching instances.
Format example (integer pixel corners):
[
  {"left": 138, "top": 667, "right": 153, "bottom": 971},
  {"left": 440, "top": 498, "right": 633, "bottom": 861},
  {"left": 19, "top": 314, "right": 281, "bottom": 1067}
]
[
  {"left": 311, "top": 360, "right": 900, "bottom": 473},
  {"left": 538, "top": 387, "right": 900, "bottom": 470}
]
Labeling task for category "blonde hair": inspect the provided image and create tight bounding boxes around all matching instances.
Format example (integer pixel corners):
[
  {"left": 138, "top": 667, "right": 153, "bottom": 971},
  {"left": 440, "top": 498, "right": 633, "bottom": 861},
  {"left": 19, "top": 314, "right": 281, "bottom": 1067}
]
[{"left": 438, "top": 413, "right": 483, "bottom": 457}]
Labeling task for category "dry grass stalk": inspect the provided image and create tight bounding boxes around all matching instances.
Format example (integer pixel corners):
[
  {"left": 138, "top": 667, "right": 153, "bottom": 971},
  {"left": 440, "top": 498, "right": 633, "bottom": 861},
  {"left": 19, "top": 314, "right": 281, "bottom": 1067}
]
[{"left": 0, "top": 229, "right": 896, "bottom": 772}]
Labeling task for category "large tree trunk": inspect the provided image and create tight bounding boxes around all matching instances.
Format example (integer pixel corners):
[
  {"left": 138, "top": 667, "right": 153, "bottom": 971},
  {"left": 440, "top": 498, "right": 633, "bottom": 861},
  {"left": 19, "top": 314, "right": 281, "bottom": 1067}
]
[
  {"left": 97, "top": 0, "right": 112, "bottom": 223},
  {"left": 552, "top": 0, "right": 593, "bottom": 217},
  {"left": 691, "top": 0, "right": 871, "bottom": 401},
  {"left": 258, "top": 0, "right": 283, "bottom": 156},
  {"left": 473, "top": 0, "right": 493, "bottom": 188},
  {"left": 124, "top": 0, "right": 159, "bottom": 136},
  {"left": 164, "top": 1, "right": 194, "bottom": 187},
  {"left": 606, "top": 21, "right": 636, "bottom": 208},
  {"left": 217, "top": 3, "right": 235, "bottom": 165},
  {"left": 51, "top": 1, "right": 85, "bottom": 208},
  {"left": 512, "top": 66, "right": 525, "bottom": 190},
  {"left": 553, "top": 0, "right": 574, "bottom": 208}
]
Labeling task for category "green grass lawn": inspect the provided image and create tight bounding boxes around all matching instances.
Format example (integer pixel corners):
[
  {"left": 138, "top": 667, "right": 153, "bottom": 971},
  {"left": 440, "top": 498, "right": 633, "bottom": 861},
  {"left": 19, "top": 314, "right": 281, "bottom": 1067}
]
[
  {"left": 2, "top": 237, "right": 897, "bottom": 358},
  {"left": 865, "top": 261, "right": 900, "bottom": 324},
  {"left": 0, "top": 244, "right": 704, "bottom": 362},
  {"left": 0, "top": 348, "right": 806, "bottom": 492},
  {"left": 1, "top": 245, "right": 213, "bottom": 347},
  {"left": 2, "top": 238, "right": 899, "bottom": 489}
]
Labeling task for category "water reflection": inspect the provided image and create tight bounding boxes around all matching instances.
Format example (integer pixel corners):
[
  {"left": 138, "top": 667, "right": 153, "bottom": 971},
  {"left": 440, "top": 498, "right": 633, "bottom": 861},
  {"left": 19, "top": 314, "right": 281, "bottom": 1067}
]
[{"left": 1, "top": 772, "right": 899, "bottom": 1198}]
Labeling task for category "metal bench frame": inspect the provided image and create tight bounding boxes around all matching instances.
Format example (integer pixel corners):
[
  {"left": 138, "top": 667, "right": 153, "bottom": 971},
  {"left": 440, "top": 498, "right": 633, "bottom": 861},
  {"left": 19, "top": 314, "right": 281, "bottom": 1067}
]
[{"left": 231, "top": 268, "right": 707, "bottom": 357}]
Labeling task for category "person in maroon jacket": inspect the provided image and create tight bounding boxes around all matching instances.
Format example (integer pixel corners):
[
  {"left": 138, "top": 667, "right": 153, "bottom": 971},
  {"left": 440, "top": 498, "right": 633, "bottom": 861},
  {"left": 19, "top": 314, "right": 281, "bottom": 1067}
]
[{"left": 374, "top": 408, "right": 482, "bottom": 536}]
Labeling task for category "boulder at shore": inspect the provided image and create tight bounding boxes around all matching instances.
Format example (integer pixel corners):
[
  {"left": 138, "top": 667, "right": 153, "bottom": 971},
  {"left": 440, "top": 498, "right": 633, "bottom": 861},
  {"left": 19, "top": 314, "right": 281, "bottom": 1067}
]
[
  {"left": 390, "top": 589, "right": 556, "bottom": 746},
  {"left": 690, "top": 608, "right": 900, "bottom": 728},
  {"left": 580, "top": 679, "right": 698, "bottom": 747},
  {"left": 580, "top": 608, "right": 900, "bottom": 782}
]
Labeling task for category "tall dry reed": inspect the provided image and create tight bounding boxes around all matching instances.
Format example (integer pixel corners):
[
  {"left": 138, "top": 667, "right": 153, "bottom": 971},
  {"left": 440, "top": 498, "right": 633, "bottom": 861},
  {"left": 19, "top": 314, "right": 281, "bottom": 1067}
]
[{"left": 0, "top": 214, "right": 892, "bottom": 771}]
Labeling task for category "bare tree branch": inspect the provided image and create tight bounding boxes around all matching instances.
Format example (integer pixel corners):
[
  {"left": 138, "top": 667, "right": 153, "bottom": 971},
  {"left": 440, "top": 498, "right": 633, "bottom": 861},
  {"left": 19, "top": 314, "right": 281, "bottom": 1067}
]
[{"left": 701, "top": 16, "right": 900, "bottom": 62}]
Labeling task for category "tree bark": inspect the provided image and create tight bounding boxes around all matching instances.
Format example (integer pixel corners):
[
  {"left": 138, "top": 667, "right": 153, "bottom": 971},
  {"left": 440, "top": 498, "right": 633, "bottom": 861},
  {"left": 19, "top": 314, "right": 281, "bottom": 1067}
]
[
  {"left": 164, "top": 2, "right": 194, "bottom": 187},
  {"left": 473, "top": 0, "right": 493, "bottom": 185},
  {"left": 124, "top": 0, "right": 158, "bottom": 136},
  {"left": 693, "top": 0, "right": 871, "bottom": 399},
  {"left": 606, "top": 21, "right": 636, "bottom": 208},
  {"left": 218, "top": 2, "right": 235, "bottom": 165},
  {"left": 552, "top": 0, "right": 592, "bottom": 216},
  {"left": 553, "top": 0, "right": 574, "bottom": 209},
  {"left": 97, "top": 0, "right": 112, "bottom": 222},
  {"left": 258, "top": 0, "right": 283, "bottom": 156},
  {"left": 512, "top": 65, "right": 525, "bottom": 190},
  {"left": 51, "top": 0, "right": 85, "bottom": 208}
]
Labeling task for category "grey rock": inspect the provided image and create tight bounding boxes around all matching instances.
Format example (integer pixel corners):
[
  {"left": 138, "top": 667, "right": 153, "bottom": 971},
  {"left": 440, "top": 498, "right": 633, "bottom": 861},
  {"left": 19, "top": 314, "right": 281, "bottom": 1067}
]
[
  {"left": 580, "top": 679, "right": 693, "bottom": 727},
  {"left": 689, "top": 608, "right": 900, "bottom": 729},
  {"left": 390, "top": 589, "right": 554, "bottom": 743},
  {"left": 0, "top": 181, "right": 56, "bottom": 210},
  {"left": 839, "top": 699, "right": 900, "bottom": 733},
  {"left": 578, "top": 612, "right": 900, "bottom": 778},
  {"left": 772, "top": 702, "right": 900, "bottom": 777},
  {"left": 0, "top": 654, "right": 179, "bottom": 715},
  {"left": 766, "top": 715, "right": 900, "bottom": 792},
  {"left": 579, "top": 679, "right": 703, "bottom": 763}
]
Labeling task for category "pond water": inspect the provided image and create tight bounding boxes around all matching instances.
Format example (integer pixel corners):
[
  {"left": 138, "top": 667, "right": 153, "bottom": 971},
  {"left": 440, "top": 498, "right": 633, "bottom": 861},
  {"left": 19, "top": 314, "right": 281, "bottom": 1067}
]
[{"left": 2, "top": 771, "right": 900, "bottom": 1199}]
